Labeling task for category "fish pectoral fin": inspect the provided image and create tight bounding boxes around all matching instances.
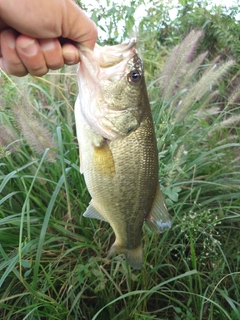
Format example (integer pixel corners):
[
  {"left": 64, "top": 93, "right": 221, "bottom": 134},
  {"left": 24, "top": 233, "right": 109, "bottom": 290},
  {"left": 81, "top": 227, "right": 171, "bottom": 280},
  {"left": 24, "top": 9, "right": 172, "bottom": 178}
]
[
  {"left": 107, "top": 243, "right": 143, "bottom": 270},
  {"left": 93, "top": 139, "right": 115, "bottom": 176},
  {"left": 145, "top": 185, "right": 172, "bottom": 233},
  {"left": 83, "top": 201, "right": 108, "bottom": 222}
]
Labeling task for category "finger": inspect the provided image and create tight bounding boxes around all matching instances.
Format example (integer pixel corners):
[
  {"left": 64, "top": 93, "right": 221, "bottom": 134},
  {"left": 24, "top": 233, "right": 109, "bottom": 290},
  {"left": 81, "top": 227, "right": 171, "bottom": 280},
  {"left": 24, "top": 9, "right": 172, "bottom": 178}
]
[
  {"left": 0, "top": 29, "right": 28, "bottom": 76},
  {"left": 62, "top": 42, "right": 79, "bottom": 65},
  {"left": 39, "top": 38, "right": 64, "bottom": 70},
  {"left": 16, "top": 35, "right": 48, "bottom": 76}
]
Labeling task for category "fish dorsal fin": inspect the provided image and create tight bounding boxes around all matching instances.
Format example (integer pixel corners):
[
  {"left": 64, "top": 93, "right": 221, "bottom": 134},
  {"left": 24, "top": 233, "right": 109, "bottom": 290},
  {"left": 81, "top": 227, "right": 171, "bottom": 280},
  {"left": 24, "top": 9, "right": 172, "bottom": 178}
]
[
  {"left": 83, "top": 201, "right": 108, "bottom": 222},
  {"left": 145, "top": 185, "right": 172, "bottom": 233}
]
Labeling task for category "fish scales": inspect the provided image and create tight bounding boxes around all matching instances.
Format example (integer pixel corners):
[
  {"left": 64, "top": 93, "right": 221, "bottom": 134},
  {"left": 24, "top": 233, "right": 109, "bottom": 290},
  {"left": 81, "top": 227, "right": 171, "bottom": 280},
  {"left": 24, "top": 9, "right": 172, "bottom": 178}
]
[{"left": 75, "top": 39, "right": 172, "bottom": 269}]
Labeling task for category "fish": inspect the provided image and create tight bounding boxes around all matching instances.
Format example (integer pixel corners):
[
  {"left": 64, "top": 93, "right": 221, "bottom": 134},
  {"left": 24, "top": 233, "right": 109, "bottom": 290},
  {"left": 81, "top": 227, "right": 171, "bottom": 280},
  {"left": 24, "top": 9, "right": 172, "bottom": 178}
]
[{"left": 74, "top": 39, "right": 171, "bottom": 269}]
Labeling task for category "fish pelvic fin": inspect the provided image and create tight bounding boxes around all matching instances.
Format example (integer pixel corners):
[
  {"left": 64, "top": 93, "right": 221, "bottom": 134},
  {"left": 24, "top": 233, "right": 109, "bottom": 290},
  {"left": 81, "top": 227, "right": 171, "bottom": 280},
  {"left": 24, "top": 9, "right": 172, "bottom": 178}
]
[
  {"left": 83, "top": 201, "right": 108, "bottom": 222},
  {"left": 145, "top": 185, "right": 172, "bottom": 233},
  {"left": 107, "top": 243, "right": 143, "bottom": 270}
]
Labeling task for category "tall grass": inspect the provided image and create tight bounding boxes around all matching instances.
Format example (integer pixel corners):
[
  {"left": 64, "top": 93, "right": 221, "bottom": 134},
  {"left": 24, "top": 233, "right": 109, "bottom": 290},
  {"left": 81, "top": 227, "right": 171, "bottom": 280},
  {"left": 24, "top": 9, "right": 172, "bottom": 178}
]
[{"left": 0, "top": 31, "right": 240, "bottom": 319}]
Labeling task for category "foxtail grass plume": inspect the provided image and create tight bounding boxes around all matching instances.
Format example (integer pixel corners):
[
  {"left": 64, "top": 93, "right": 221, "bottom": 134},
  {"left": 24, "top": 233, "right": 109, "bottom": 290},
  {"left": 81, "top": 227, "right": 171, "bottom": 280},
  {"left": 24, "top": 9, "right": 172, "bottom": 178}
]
[
  {"left": 13, "top": 104, "right": 57, "bottom": 162},
  {"left": 159, "top": 30, "right": 204, "bottom": 101},
  {"left": 174, "top": 59, "right": 235, "bottom": 122},
  {"left": 207, "top": 115, "right": 240, "bottom": 138},
  {"left": 158, "top": 30, "right": 236, "bottom": 123},
  {"left": 0, "top": 124, "right": 19, "bottom": 158},
  {"left": 228, "top": 81, "right": 240, "bottom": 106}
]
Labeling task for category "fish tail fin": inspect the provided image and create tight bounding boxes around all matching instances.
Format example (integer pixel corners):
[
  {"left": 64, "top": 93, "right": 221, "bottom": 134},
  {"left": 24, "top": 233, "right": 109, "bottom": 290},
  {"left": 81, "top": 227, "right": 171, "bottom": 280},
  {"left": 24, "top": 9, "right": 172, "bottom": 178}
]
[
  {"left": 145, "top": 185, "right": 172, "bottom": 233},
  {"left": 107, "top": 243, "right": 143, "bottom": 270}
]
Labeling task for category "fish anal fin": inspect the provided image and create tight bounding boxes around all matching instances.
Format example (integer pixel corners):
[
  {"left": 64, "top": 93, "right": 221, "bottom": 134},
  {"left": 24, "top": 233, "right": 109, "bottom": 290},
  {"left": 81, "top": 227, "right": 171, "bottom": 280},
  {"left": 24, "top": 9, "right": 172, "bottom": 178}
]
[
  {"left": 145, "top": 185, "right": 172, "bottom": 233},
  {"left": 107, "top": 243, "right": 143, "bottom": 270},
  {"left": 83, "top": 201, "right": 108, "bottom": 222}
]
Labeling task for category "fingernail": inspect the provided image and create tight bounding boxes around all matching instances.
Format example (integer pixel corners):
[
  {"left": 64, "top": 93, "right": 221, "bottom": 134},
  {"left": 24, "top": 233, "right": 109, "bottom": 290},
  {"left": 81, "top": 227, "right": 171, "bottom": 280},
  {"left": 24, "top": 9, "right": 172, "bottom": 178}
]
[
  {"left": 39, "top": 39, "right": 55, "bottom": 51},
  {"left": 20, "top": 39, "right": 38, "bottom": 56},
  {"left": 4, "top": 31, "right": 16, "bottom": 49},
  {"left": 62, "top": 47, "right": 78, "bottom": 65},
  {"left": 65, "top": 52, "right": 77, "bottom": 64}
]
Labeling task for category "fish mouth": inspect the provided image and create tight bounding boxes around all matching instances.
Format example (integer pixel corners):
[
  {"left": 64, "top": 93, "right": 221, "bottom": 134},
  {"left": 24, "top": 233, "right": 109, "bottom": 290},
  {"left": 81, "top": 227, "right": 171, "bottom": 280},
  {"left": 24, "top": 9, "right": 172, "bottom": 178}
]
[
  {"left": 77, "top": 38, "right": 137, "bottom": 71},
  {"left": 97, "top": 38, "right": 137, "bottom": 68}
]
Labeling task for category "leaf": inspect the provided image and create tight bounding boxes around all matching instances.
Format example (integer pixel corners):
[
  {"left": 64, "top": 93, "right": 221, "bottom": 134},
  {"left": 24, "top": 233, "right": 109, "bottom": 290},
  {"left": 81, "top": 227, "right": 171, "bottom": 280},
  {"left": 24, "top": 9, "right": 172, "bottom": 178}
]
[
  {"left": 125, "top": 16, "right": 135, "bottom": 34},
  {"left": 94, "top": 281, "right": 106, "bottom": 293},
  {"left": 21, "top": 260, "right": 31, "bottom": 269},
  {"left": 162, "top": 186, "right": 181, "bottom": 202},
  {"left": 24, "top": 269, "right": 32, "bottom": 278},
  {"left": 91, "top": 11, "right": 98, "bottom": 25}
]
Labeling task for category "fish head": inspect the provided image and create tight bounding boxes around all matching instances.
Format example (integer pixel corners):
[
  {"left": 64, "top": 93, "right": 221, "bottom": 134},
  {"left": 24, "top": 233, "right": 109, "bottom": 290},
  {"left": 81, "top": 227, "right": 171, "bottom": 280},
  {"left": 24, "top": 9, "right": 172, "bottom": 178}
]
[{"left": 76, "top": 39, "right": 146, "bottom": 140}]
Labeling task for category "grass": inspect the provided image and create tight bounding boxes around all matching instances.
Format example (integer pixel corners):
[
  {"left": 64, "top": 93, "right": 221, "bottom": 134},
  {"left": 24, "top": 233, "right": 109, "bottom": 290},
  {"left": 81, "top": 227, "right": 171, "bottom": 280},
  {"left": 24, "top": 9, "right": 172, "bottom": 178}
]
[{"left": 0, "top": 31, "right": 240, "bottom": 319}]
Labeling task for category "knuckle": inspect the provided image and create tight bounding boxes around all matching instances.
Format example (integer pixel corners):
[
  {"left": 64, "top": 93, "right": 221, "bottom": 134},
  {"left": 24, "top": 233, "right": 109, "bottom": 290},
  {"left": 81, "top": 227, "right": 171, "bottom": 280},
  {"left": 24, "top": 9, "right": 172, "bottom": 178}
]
[
  {"left": 23, "top": 58, "right": 48, "bottom": 76},
  {"left": 29, "top": 69, "right": 47, "bottom": 76},
  {"left": 47, "top": 61, "right": 64, "bottom": 70},
  {"left": 4, "top": 60, "right": 27, "bottom": 76},
  {"left": 28, "top": 66, "right": 49, "bottom": 76}
]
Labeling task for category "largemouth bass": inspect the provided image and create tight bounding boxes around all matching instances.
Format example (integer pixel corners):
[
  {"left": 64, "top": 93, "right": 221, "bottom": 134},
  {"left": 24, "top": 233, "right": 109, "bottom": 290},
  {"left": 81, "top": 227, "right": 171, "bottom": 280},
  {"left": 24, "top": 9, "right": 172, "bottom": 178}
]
[{"left": 75, "top": 39, "right": 171, "bottom": 269}]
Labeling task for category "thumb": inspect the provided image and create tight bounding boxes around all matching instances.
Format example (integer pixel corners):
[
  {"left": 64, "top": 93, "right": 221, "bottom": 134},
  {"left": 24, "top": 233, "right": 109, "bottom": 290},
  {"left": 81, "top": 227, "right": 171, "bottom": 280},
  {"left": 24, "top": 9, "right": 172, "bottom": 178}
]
[{"left": 61, "top": 1, "right": 98, "bottom": 50}]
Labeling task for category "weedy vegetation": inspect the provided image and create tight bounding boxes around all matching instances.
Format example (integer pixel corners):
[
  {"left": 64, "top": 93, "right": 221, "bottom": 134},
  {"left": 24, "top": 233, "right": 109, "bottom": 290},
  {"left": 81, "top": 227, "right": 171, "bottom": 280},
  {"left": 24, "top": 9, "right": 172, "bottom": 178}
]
[{"left": 1, "top": 1, "right": 240, "bottom": 319}]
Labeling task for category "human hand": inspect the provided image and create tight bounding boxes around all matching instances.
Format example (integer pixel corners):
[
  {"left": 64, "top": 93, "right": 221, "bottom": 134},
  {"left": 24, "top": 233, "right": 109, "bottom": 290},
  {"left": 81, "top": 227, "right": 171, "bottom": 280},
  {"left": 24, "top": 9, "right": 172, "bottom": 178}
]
[{"left": 0, "top": 0, "right": 98, "bottom": 76}]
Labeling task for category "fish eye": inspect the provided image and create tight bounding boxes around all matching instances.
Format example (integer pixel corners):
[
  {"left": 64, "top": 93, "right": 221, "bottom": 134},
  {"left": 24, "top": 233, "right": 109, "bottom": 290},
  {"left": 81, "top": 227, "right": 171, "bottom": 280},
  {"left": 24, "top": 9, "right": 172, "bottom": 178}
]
[{"left": 128, "top": 70, "right": 141, "bottom": 84}]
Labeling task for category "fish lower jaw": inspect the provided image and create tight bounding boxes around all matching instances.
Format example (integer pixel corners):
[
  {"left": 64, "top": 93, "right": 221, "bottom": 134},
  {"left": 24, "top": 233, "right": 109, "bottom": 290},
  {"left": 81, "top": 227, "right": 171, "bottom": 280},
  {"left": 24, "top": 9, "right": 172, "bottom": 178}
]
[{"left": 107, "top": 242, "right": 143, "bottom": 270}]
